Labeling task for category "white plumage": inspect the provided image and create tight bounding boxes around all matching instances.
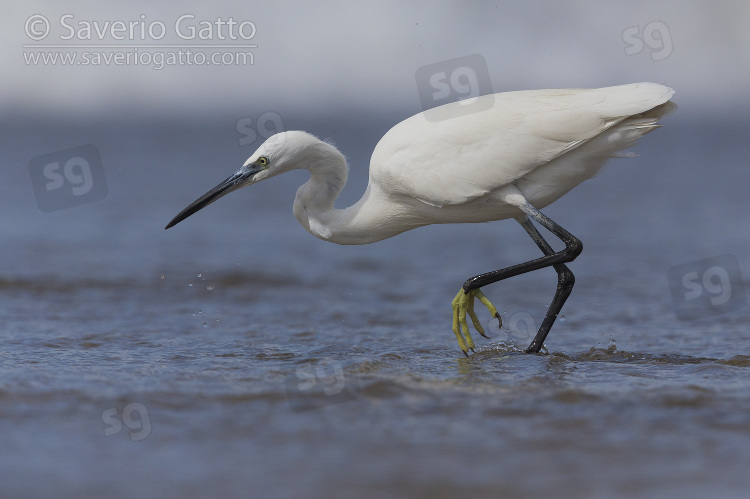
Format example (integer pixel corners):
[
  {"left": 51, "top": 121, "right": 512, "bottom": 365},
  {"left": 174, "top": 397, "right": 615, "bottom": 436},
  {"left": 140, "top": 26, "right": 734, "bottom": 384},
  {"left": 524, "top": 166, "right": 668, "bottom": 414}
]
[
  {"left": 374, "top": 83, "right": 673, "bottom": 209},
  {"left": 282, "top": 82, "right": 673, "bottom": 244}
]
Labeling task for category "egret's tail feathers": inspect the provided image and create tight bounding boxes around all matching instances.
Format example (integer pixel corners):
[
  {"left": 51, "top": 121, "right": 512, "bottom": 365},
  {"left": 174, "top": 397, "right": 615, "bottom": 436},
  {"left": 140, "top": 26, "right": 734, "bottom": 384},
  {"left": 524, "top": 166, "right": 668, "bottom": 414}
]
[
  {"left": 599, "top": 99, "right": 675, "bottom": 152},
  {"left": 640, "top": 100, "right": 678, "bottom": 119},
  {"left": 609, "top": 100, "right": 676, "bottom": 138},
  {"left": 516, "top": 100, "right": 673, "bottom": 202},
  {"left": 602, "top": 117, "right": 661, "bottom": 155}
]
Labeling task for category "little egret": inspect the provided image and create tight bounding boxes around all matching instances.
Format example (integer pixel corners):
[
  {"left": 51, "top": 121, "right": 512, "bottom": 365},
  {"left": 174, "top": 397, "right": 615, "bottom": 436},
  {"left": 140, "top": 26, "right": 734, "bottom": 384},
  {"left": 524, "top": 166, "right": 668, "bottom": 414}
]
[{"left": 166, "top": 82, "right": 675, "bottom": 355}]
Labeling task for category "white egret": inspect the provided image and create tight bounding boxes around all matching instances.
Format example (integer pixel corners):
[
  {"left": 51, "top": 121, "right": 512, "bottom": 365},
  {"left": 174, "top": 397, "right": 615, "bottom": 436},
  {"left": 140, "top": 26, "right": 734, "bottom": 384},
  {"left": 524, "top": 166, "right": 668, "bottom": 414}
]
[{"left": 166, "top": 82, "right": 675, "bottom": 355}]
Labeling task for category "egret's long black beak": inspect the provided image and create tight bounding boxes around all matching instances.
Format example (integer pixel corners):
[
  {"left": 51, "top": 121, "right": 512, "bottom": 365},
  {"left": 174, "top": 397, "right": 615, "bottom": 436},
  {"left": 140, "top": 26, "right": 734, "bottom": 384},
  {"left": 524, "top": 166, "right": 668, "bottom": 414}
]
[{"left": 165, "top": 165, "right": 264, "bottom": 229}]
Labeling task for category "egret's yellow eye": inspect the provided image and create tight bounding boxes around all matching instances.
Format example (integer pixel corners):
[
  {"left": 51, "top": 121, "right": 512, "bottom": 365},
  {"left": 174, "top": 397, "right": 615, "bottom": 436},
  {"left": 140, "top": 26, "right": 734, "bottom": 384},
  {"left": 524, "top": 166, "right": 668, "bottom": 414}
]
[{"left": 257, "top": 156, "right": 269, "bottom": 167}]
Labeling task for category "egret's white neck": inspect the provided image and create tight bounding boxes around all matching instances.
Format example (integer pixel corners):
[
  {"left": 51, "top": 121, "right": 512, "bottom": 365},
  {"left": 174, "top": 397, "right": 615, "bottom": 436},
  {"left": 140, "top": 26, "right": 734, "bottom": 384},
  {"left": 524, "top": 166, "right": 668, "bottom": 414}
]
[{"left": 291, "top": 144, "right": 417, "bottom": 245}]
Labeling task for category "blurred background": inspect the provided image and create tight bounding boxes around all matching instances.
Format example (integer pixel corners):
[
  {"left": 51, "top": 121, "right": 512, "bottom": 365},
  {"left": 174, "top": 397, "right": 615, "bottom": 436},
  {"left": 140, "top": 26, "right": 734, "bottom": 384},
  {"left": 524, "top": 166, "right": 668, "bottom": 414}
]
[{"left": 3, "top": 1, "right": 750, "bottom": 497}]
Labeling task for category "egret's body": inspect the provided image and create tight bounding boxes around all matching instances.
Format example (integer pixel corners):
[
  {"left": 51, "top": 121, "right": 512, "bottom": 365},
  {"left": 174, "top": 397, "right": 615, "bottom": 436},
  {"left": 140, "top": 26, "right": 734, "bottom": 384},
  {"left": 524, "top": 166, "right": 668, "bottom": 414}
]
[{"left": 167, "top": 83, "right": 675, "bottom": 354}]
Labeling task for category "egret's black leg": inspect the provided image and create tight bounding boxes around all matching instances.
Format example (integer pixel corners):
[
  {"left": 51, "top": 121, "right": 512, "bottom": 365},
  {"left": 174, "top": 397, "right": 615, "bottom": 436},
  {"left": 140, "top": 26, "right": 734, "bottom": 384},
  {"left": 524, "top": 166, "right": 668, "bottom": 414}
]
[
  {"left": 516, "top": 216, "right": 576, "bottom": 353},
  {"left": 462, "top": 202, "right": 582, "bottom": 353}
]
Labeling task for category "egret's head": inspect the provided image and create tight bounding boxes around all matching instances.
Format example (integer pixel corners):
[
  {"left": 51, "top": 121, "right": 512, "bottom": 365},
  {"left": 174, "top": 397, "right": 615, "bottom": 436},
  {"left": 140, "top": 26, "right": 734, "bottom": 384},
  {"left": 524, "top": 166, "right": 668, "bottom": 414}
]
[{"left": 165, "top": 131, "right": 330, "bottom": 229}]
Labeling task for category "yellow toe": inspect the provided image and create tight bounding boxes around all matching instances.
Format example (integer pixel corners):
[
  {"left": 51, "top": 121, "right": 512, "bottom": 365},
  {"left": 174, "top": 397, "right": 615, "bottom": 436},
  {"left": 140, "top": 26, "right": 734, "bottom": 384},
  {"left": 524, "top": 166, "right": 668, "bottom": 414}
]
[{"left": 451, "top": 288, "right": 500, "bottom": 353}]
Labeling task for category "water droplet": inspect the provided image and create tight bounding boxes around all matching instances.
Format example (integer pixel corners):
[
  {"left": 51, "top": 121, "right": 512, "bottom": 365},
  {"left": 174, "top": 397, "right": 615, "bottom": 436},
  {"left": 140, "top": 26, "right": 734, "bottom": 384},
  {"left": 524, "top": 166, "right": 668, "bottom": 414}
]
[
  {"left": 207, "top": 284, "right": 215, "bottom": 291},
  {"left": 202, "top": 322, "right": 207, "bottom": 328},
  {"left": 188, "top": 283, "right": 193, "bottom": 287},
  {"left": 559, "top": 315, "right": 566, "bottom": 322},
  {"left": 197, "top": 273, "right": 202, "bottom": 278},
  {"left": 485, "top": 318, "right": 498, "bottom": 334},
  {"left": 160, "top": 274, "right": 165, "bottom": 279}
]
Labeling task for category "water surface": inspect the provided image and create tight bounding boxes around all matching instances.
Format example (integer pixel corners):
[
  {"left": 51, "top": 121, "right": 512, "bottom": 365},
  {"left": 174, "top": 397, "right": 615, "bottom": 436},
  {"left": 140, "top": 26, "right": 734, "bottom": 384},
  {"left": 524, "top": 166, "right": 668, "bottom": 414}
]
[{"left": 1, "top": 117, "right": 749, "bottom": 498}]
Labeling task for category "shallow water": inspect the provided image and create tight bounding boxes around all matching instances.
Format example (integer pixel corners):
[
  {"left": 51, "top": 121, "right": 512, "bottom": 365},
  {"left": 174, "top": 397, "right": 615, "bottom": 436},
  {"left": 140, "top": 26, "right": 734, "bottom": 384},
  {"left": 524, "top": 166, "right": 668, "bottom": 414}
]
[{"left": 2, "top": 116, "right": 750, "bottom": 497}]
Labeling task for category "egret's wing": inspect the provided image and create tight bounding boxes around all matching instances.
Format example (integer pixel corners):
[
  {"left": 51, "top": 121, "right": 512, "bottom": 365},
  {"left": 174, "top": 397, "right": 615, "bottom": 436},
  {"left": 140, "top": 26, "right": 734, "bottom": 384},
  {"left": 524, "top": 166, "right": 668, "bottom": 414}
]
[{"left": 370, "top": 83, "right": 674, "bottom": 207}]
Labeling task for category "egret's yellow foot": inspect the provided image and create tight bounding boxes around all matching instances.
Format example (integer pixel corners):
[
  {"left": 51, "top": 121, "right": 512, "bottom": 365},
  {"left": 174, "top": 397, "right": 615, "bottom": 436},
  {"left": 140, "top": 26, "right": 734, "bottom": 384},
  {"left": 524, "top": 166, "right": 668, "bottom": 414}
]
[{"left": 451, "top": 289, "right": 502, "bottom": 355}]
